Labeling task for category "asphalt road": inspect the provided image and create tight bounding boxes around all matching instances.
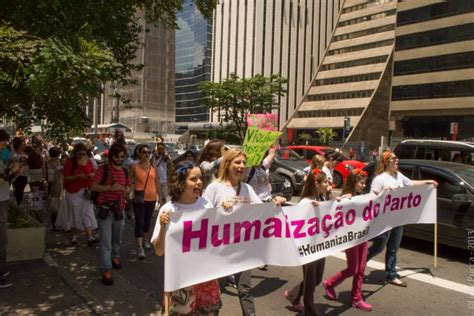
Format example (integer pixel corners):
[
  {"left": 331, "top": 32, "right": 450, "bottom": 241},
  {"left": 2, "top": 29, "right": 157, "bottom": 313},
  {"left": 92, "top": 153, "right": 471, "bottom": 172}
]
[{"left": 40, "top": 208, "right": 472, "bottom": 315}]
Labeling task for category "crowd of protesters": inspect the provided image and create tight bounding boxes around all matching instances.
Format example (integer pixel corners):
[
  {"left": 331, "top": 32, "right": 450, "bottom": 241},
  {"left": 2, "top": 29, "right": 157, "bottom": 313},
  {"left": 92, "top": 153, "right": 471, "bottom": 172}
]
[{"left": 0, "top": 127, "right": 438, "bottom": 316}]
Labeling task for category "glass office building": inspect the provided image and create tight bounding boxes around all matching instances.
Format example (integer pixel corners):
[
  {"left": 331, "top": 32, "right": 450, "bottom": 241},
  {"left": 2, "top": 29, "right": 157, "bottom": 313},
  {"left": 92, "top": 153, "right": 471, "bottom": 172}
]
[{"left": 175, "top": 0, "right": 213, "bottom": 124}]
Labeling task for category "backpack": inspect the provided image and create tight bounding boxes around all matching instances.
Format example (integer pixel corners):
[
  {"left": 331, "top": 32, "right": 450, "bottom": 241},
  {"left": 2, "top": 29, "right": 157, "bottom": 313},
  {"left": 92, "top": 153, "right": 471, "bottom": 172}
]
[{"left": 91, "top": 164, "right": 128, "bottom": 205}]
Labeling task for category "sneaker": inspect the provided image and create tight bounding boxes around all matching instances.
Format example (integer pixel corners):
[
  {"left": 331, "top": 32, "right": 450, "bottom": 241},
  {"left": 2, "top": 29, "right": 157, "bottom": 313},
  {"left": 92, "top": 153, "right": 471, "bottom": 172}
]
[
  {"left": 70, "top": 236, "right": 78, "bottom": 245},
  {"left": 225, "top": 275, "right": 237, "bottom": 289},
  {"left": 143, "top": 240, "right": 152, "bottom": 250},
  {"left": 323, "top": 280, "right": 337, "bottom": 300},
  {"left": 137, "top": 247, "right": 145, "bottom": 260},
  {"left": 111, "top": 258, "right": 122, "bottom": 270},
  {"left": 352, "top": 300, "right": 372, "bottom": 312},
  {"left": 258, "top": 265, "right": 268, "bottom": 271},
  {"left": 1, "top": 271, "right": 9, "bottom": 278},
  {"left": 102, "top": 270, "right": 114, "bottom": 286},
  {"left": 284, "top": 290, "right": 304, "bottom": 312},
  {"left": 87, "top": 236, "right": 100, "bottom": 247},
  {"left": 0, "top": 278, "right": 12, "bottom": 289}
]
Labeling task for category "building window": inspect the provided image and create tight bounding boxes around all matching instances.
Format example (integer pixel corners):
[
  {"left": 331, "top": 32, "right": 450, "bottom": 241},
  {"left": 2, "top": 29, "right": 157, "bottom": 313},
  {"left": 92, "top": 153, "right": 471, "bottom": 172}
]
[
  {"left": 314, "top": 72, "right": 381, "bottom": 86},
  {"left": 341, "top": 0, "right": 393, "bottom": 14},
  {"left": 397, "top": 0, "right": 474, "bottom": 26},
  {"left": 338, "top": 9, "right": 396, "bottom": 27},
  {"left": 395, "top": 23, "right": 474, "bottom": 51},
  {"left": 391, "top": 80, "right": 474, "bottom": 100},
  {"left": 334, "top": 24, "right": 395, "bottom": 42},
  {"left": 306, "top": 89, "right": 374, "bottom": 101},
  {"left": 394, "top": 52, "right": 474, "bottom": 76},
  {"left": 327, "top": 39, "right": 393, "bottom": 55},
  {"left": 320, "top": 55, "right": 388, "bottom": 71}
]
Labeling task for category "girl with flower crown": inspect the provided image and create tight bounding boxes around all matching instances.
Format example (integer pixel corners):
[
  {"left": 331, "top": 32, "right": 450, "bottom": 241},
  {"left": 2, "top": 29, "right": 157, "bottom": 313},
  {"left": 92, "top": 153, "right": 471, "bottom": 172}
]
[
  {"left": 151, "top": 161, "right": 222, "bottom": 315},
  {"left": 284, "top": 167, "right": 332, "bottom": 316},
  {"left": 322, "top": 168, "right": 372, "bottom": 312}
]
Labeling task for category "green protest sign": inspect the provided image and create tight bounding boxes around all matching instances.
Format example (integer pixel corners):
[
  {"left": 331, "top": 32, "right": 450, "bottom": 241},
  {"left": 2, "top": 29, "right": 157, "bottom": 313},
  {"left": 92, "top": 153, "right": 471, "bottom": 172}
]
[{"left": 242, "top": 126, "right": 281, "bottom": 166}]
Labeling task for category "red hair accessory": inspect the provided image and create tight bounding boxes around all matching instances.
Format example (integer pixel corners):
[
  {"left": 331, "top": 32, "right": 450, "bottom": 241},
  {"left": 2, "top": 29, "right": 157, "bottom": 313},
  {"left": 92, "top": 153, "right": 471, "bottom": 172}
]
[
  {"left": 312, "top": 168, "right": 321, "bottom": 177},
  {"left": 382, "top": 151, "right": 394, "bottom": 164},
  {"left": 353, "top": 168, "right": 367, "bottom": 177}
]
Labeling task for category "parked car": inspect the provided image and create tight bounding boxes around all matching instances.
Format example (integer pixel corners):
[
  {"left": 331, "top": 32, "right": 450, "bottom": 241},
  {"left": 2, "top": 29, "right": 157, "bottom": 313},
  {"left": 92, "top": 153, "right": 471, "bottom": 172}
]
[
  {"left": 363, "top": 159, "right": 474, "bottom": 250},
  {"left": 394, "top": 139, "right": 474, "bottom": 165},
  {"left": 270, "top": 148, "right": 309, "bottom": 193},
  {"left": 287, "top": 145, "right": 366, "bottom": 188},
  {"left": 270, "top": 172, "right": 294, "bottom": 201}
]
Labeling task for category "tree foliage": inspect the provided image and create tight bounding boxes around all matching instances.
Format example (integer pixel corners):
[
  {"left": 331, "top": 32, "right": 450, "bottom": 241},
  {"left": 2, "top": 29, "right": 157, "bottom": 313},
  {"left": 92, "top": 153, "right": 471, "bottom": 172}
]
[
  {"left": 199, "top": 73, "right": 288, "bottom": 143},
  {"left": 315, "top": 128, "right": 338, "bottom": 146},
  {"left": 0, "top": 0, "right": 218, "bottom": 138}
]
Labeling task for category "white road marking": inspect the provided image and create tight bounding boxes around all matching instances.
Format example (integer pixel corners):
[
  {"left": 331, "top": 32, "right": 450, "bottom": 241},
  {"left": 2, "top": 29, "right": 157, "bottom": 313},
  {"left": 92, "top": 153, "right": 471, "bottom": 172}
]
[{"left": 330, "top": 252, "right": 474, "bottom": 295}]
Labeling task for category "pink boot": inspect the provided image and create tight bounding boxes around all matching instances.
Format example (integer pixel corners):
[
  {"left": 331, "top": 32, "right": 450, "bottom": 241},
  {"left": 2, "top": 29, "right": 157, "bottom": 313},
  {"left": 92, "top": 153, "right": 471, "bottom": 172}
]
[
  {"left": 323, "top": 280, "right": 337, "bottom": 300},
  {"left": 352, "top": 300, "right": 372, "bottom": 312}
]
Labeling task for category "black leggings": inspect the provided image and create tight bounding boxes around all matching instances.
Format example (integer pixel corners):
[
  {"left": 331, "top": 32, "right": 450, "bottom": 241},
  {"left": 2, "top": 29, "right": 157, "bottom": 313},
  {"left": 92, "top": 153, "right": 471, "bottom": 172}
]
[
  {"left": 13, "top": 176, "right": 28, "bottom": 205},
  {"left": 133, "top": 200, "right": 156, "bottom": 238}
]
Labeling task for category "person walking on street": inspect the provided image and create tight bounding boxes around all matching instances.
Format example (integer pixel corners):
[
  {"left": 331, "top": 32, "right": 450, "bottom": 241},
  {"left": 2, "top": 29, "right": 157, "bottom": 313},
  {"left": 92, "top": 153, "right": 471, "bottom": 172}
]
[
  {"left": 58, "top": 143, "right": 98, "bottom": 246},
  {"left": 284, "top": 168, "right": 332, "bottom": 316},
  {"left": 10, "top": 137, "right": 28, "bottom": 206},
  {"left": 323, "top": 168, "right": 372, "bottom": 311},
  {"left": 130, "top": 144, "right": 159, "bottom": 260},
  {"left": 0, "top": 129, "right": 14, "bottom": 289},
  {"left": 366, "top": 151, "right": 437, "bottom": 287},
  {"left": 152, "top": 142, "right": 173, "bottom": 206},
  {"left": 92, "top": 143, "right": 131, "bottom": 286},
  {"left": 152, "top": 162, "right": 222, "bottom": 315},
  {"left": 198, "top": 139, "right": 224, "bottom": 190}
]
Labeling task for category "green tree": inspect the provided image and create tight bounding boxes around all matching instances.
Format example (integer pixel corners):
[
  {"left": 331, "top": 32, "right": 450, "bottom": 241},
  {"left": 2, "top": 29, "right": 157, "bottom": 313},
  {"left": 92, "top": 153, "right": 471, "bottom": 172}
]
[
  {"left": 315, "top": 128, "right": 338, "bottom": 146},
  {"left": 298, "top": 132, "right": 311, "bottom": 145},
  {"left": 0, "top": 0, "right": 218, "bottom": 138},
  {"left": 199, "top": 73, "right": 287, "bottom": 142}
]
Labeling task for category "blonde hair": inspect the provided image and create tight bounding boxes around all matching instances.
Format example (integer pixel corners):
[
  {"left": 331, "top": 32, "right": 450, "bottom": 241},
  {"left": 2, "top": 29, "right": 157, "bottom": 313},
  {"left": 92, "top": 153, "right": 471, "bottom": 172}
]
[
  {"left": 310, "top": 154, "right": 325, "bottom": 170},
  {"left": 217, "top": 149, "right": 247, "bottom": 182}
]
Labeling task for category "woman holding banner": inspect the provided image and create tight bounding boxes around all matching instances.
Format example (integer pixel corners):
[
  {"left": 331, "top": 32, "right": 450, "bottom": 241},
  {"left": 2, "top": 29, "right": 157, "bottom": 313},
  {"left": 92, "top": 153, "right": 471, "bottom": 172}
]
[
  {"left": 203, "top": 149, "right": 285, "bottom": 316},
  {"left": 323, "top": 168, "right": 372, "bottom": 311},
  {"left": 366, "top": 151, "right": 437, "bottom": 287},
  {"left": 284, "top": 168, "right": 332, "bottom": 316},
  {"left": 151, "top": 161, "right": 222, "bottom": 315}
]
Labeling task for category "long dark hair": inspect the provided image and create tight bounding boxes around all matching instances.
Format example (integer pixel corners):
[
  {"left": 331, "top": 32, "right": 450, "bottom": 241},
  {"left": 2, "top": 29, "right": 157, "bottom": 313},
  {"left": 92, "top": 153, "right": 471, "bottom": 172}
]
[
  {"left": 168, "top": 162, "right": 198, "bottom": 201},
  {"left": 71, "top": 143, "right": 87, "bottom": 171},
  {"left": 342, "top": 169, "right": 368, "bottom": 196},
  {"left": 300, "top": 168, "right": 331, "bottom": 201}
]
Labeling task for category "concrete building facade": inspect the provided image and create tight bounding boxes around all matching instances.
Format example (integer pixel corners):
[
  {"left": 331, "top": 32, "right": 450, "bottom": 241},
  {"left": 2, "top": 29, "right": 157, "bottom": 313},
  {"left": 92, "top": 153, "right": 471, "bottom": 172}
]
[
  {"left": 211, "top": 0, "right": 342, "bottom": 130},
  {"left": 389, "top": 0, "right": 474, "bottom": 141},
  {"left": 102, "top": 12, "right": 175, "bottom": 134}
]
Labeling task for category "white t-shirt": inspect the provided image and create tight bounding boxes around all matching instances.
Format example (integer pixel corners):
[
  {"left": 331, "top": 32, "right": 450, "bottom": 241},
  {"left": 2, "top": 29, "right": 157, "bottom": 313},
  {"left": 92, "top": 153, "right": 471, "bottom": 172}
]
[
  {"left": 203, "top": 181, "right": 262, "bottom": 208},
  {"left": 155, "top": 156, "right": 168, "bottom": 183},
  {"left": 246, "top": 158, "right": 272, "bottom": 201},
  {"left": 322, "top": 165, "right": 333, "bottom": 183},
  {"left": 371, "top": 171, "right": 413, "bottom": 194},
  {"left": 150, "top": 197, "right": 213, "bottom": 244}
]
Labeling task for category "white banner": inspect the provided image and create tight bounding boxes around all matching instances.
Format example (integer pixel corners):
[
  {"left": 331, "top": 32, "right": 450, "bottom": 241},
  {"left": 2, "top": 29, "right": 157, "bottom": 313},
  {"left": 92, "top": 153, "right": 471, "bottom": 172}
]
[{"left": 164, "top": 185, "right": 436, "bottom": 291}]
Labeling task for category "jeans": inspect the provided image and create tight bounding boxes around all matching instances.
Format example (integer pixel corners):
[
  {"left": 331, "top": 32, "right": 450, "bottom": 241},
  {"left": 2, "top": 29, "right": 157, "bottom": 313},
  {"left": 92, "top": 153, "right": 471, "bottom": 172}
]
[
  {"left": 325, "top": 242, "right": 368, "bottom": 302},
  {"left": 287, "top": 258, "right": 326, "bottom": 316},
  {"left": 99, "top": 210, "right": 124, "bottom": 271},
  {"left": 367, "top": 225, "right": 404, "bottom": 280},
  {"left": 133, "top": 201, "right": 155, "bottom": 238},
  {"left": 0, "top": 200, "right": 8, "bottom": 276}
]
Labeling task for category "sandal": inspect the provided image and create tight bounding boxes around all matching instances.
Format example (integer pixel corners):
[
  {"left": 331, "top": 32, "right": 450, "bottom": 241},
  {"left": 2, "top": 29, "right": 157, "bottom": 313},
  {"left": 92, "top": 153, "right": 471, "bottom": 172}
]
[{"left": 387, "top": 278, "right": 407, "bottom": 287}]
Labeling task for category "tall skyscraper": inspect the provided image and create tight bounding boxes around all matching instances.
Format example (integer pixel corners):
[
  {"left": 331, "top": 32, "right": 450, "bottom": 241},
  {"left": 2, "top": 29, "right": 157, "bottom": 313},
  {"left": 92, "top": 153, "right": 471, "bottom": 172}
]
[
  {"left": 175, "top": 0, "right": 213, "bottom": 127},
  {"left": 389, "top": 0, "right": 474, "bottom": 141},
  {"left": 211, "top": 0, "right": 342, "bottom": 130},
  {"left": 102, "top": 11, "right": 175, "bottom": 134}
]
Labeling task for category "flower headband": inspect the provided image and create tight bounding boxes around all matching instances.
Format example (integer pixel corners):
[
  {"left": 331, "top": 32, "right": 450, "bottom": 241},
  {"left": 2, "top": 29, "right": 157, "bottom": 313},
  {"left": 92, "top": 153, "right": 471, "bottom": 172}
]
[
  {"left": 382, "top": 151, "right": 395, "bottom": 164},
  {"left": 353, "top": 168, "right": 368, "bottom": 177},
  {"left": 175, "top": 161, "right": 195, "bottom": 175},
  {"left": 312, "top": 168, "right": 321, "bottom": 177}
]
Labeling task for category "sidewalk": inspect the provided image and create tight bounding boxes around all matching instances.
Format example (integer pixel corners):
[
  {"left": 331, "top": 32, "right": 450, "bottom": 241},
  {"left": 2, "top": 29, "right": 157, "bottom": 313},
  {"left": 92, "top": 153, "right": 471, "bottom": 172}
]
[{"left": 1, "top": 214, "right": 164, "bottom": 315}]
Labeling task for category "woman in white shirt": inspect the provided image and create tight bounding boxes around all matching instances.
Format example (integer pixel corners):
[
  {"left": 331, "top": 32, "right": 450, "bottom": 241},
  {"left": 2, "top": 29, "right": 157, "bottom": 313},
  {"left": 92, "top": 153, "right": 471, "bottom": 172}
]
[
  {"left": 366, "top": 151, "right": 437, "bottom": 287},
  {"left": 203, "top": 148, "right": 284, "bottom": 316}
]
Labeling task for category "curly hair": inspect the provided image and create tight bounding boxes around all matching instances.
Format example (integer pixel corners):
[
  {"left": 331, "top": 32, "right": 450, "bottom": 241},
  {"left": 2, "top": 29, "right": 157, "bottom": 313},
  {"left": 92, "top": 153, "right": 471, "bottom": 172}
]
[{"left": 168, "top": 162, "right": 199, "bottom": 201}]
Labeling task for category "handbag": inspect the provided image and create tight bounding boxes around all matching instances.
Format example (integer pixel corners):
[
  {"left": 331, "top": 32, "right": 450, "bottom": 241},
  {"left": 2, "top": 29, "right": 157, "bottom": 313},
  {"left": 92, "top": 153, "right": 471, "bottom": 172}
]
[{"left": 134, "top": 165, "right": 151, "bottom": 204}]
